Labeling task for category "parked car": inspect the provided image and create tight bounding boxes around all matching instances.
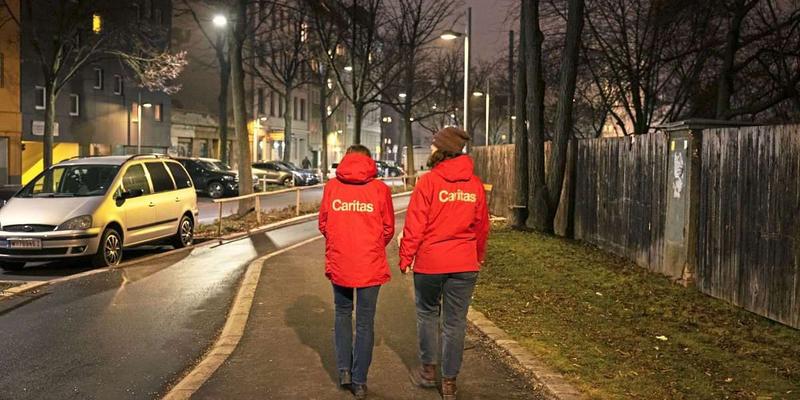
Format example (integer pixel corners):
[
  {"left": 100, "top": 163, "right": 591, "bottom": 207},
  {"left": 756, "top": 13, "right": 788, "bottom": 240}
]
[
  {"left": 175, "top": 157, "right": 269, "bottom": 198},
  {"left": 376, "top": 161, "right": 404, "bottom": 177},
  {"left": 0, "top": 155, "right": 198, "bottom": 270},
  {"left": 252, "top": 161, "right": 320, "bottom": 187},
  {"left": 326, "top": 163, "right": 340, "bottom": 180}
]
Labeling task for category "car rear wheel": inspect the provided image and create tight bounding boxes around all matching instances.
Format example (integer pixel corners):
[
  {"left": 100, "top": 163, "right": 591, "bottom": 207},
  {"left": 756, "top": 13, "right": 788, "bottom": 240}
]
[
  {"left": 207, "top": 181, "right": 225, "bottom": 199},
  {"left": 0, "top": 261, "right": 26, "bottom": 271},
  {"left": 92, "top": 228, "right": 122, "bottom": 268},
  {"left": 172, "top": 215, "right": 194, "bottom": 248}
]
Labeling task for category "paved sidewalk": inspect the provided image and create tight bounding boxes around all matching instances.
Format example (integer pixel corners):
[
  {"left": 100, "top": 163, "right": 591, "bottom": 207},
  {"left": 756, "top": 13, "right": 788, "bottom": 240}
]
[{"left": 193, "top": 220, "right": 541, "bottom": 399}]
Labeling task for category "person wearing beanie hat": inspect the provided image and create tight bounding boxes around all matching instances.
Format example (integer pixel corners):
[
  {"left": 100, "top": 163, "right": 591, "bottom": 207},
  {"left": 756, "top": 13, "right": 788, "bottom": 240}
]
[
  {"left": 400, "top": 127, "right": 490, "bottom": 400},
  {"left": 431, "top": 127, "right": 470, "bottom": 153}
]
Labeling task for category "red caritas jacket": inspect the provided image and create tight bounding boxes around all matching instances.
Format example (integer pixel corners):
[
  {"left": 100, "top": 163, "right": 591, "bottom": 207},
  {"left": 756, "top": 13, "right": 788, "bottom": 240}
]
[
  {"left": 399, "top": 155, "right": 489, "bottom": 274},
  {"left": 319, "top": 153, "right": 395, "bottom": 288}
]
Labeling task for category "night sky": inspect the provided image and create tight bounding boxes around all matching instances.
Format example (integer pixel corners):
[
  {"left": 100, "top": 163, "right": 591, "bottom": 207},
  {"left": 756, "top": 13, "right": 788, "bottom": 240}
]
[{"left": 464, "top": 0, "right": 514, "bottom": 61}]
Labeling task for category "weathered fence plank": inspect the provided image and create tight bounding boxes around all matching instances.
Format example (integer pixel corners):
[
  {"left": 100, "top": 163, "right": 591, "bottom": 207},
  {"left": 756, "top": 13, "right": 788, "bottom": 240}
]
[
  {"left": 698, "top": 125, "right": 800, "bottom": 328},
  {"left": 574, "top": 133, "right": 669, "bottom": 273},
  {"left": 471, "top": 145, "right": 516, "bottom": 218}
]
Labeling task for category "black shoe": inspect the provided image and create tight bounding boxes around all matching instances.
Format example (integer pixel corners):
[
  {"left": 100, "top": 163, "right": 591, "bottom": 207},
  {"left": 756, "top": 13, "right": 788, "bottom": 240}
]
[
  {"left": 339, "top": 370, "right": 352, "bottom": 387},
  {"left": 351, "top": 383, "right": 368, "bottom": 399}
]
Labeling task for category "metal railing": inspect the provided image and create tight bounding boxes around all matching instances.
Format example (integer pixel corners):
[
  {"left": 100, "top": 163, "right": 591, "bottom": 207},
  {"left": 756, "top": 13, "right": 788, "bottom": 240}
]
[{"left": 211, "top": 175, "right": 413, "bottom": 239}]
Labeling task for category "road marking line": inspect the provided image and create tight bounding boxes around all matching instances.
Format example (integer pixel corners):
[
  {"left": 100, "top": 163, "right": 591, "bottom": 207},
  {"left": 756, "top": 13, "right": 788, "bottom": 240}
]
[
  {"left": 162, "top": 207, "right": 410, "bottom": 400},
  {"left": 161, "top": 235, "right": 325, "bottom": 400}
]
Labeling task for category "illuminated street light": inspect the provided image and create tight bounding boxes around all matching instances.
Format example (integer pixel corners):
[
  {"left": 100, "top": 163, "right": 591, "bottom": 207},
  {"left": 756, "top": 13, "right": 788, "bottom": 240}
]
[
  {"left": 343, "top": 65, "right": 353, "bottom": 72},
  {"left": 398, "top": 93, "right": 407, "bottom": 99},
  {"left": 472, "top": 91, "right": 484, "bottom": 97},
  {"left": 440, "top": 30, "right": 462, "bottom": 40},
  {"left": 212, "top": 15, "right": 227, "bottom": 28},
  {"left": 511, "top": 115, "right": 517, "bottom": 120}
]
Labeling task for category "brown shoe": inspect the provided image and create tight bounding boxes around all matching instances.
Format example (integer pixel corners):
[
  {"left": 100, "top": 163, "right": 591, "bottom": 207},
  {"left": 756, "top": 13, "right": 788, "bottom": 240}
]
[
  {"left": 410, "top": 363, "right": 437, "bottom": 388},
  {"left": 441, "top": 377, "right": 457, "bottom": 400}
]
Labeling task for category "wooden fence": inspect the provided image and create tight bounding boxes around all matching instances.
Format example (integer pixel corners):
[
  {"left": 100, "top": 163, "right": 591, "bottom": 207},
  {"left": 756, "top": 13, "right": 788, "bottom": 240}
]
[
  {"left": 573, "top": 133, "right": 670, "bottom": 273},
  {"left": 471, "top": 144, "right": 516, "bottom": 218},
  {"left": 697, "top": 125, "right": 800, "bottom": 328}
]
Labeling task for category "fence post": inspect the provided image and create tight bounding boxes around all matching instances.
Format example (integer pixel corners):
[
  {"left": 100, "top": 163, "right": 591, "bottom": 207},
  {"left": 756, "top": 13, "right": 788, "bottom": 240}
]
[
  {"left": 255, "top": 195, "right": 261, "bottom": 224},
  {"left": 295, "top": 188, "right": 301, "bottom": 216},
  {"left": 403, "top": 176, "right": 407, "bottom": 192},
  {"left": 217, "top": 202, "right": 223, "bottom": 243}
]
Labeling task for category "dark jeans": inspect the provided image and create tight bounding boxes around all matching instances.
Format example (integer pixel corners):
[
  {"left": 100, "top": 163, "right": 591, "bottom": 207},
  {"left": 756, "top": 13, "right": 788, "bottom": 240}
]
[
  {"left": 414, "top": 272, "right": 478, "bottom": 379},
  {"left": 333, "top": 284, "right": 381, "bottom": 385}
]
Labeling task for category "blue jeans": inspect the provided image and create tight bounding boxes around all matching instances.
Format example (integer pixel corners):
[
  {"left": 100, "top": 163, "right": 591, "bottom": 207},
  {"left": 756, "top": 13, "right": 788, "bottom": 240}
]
[
  {"left": 414, "top": 272, "right": 478, "bottom": 379},
  {"left": 333, "top": 284, "right": 381, "bottom": 385}
]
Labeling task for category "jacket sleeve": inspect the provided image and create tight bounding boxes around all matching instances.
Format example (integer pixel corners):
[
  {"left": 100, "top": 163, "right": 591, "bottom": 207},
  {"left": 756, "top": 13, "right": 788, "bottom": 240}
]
[
  {"left": 381, "top": 184, "right": 395, "bottom": 246},
  {"left": 475, "top": 179, "right": 490, "bottom": 264},
  {"left": 399, "top": 177, "right": 431, "bottom": 268},
  {"left": 318, "top": 184, "right": 330, "bottom": 238}
]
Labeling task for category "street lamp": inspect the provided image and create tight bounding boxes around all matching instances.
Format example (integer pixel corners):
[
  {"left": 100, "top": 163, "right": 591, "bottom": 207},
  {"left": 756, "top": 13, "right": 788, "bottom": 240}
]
[
  {"left": 212, "top": 14, "right": 227, "bottom": 28},
  {"left": 343, "top": 65, "right": 353, "bottom": 72},
  {"left": 440, "top": 7, "right": 472, "bottom": 146},
  {"left": 398, "top": 92, "right": 407, "bottom": 99}
]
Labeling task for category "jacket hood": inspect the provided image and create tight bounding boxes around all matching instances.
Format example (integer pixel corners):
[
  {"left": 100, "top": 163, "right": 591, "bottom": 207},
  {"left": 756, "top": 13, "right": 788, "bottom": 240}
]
[
  {"left": 336, "top": 153, "right": 377, "bottom": 184},
  {"left": 432, "top": 155, "right": 474, "bottom": 182}
]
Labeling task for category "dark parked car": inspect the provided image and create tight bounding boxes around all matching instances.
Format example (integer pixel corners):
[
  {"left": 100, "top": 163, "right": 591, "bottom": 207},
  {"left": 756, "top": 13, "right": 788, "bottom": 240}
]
[
  {"left": 252, "top": 161, "right": 320, "bottom": 187},
  {"left": 175, "top": 157, "right": 239, "bottom": 199},
  {"left": 376, "top": 161, "right": 404, "bottom": 177}
]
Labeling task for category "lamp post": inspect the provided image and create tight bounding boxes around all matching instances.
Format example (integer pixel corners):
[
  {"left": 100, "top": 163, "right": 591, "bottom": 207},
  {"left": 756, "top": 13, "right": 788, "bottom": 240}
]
[
  {"left": 441, "top": 6, "right": 472, "bottom": 145},
  {"left": 137, "top": 89, "right": 152, "bottom": 154}
]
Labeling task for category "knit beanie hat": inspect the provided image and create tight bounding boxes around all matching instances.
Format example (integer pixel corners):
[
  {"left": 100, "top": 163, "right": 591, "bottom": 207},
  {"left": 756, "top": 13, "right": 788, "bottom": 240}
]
[{"left": 432, "top": 127, "right": 470, "bottom": 153}]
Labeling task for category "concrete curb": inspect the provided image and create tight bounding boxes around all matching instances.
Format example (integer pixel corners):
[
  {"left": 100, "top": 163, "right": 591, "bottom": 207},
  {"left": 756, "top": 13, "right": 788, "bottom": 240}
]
[
  {"left": 467, "top": 308, "right": 584, "bottom": 400},
  {"left": 161, "top": 235, "right": 324, "bottom": 400}
]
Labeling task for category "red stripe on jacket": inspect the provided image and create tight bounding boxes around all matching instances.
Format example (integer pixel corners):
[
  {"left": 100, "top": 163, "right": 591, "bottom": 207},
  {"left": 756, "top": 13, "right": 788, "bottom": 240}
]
[
  {"left": 399, "top": 155, "right": 489, "bottom": 274},
  {"left": 319, "top": 153, "right": 395, "bottom": 288}
]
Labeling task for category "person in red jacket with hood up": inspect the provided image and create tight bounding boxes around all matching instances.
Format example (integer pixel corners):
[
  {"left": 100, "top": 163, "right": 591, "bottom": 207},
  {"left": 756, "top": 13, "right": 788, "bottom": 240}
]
[
  {"left": 319, "top": 144, "right": 394, "bottom": 399},
  {"left": 399, "top": 127, "right": 489, "bottom": 400}
]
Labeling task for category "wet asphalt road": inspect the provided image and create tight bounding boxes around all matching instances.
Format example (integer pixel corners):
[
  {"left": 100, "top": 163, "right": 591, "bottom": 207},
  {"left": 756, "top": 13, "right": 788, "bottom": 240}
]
[{"left": 0, "top": 196, "right": 410, "bottom": 400}]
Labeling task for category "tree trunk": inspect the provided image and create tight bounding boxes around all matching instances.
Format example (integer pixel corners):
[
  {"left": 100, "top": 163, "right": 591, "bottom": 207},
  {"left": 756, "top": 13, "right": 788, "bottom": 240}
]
[
  {"left": 524, "top": 0, "right": 550, "bottom": 232},
  {"left": 283, "top": 84, "right": 294, "bottom": 162},
  {"left": 403, "top": 110, "right": 415, "bottom": 182},
  {"left": 512, "top": 0, "right": 529, "bottom": 230},
  {"left": 545, "top": 0, "right": 584, "bottom": 228},
  {"left": 43, "top": 82, "right": 57, "bottom": 169},
  {"left": 353, "top": 102, "right": 363, "bottom": 145},
  {"left": 554, "top": 138, "right": 577, "bottom": 237},
  {"left": 230, "top": 0, "right": 252, "bottom": 216},
  {"left": 715, "top": 2, "right": 746, "bottom": 119},
  {"left": 218, "top": 52, "right": 230, "bottom": 163}
]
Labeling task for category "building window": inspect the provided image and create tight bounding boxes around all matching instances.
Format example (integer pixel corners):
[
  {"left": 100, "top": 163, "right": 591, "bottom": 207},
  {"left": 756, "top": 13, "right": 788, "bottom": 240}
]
[
  {"left": 113, "top": 75, "right": 123, "bottom": 95},
  {"left": 257, "top": 88, "right": 265, "bottom": 114},
  {"left": 177, "top": 138, "right": 192, "bottom": 156},
  {"left": 278, "top": 94, "right": 284, "bottom": 117},
  {"left": 300, "top": 98, "right": 306, "bottom": 121},
  {"left": 269, "top": 91, "right": 275, "bottom": 117},
  {"left": 293, "top": 97, "right": 298, "bottom": 120},
  {"left": 35, "top": 86, "right": 45, "bottom": 110},
  {"left": 69, "top": 94, "right": 80, "bottom": 116},
  {"left": 92, "top": 14, "right": 102, "bottom": 33},
  {"left": 93, "top": 67, "right": 104, "bottom": 90},
  {"left": 131, "top": 102, "right": 139, "bottom": 122},
  {"left": 154, "top": 104, "right": 163, "bottom": 122}
]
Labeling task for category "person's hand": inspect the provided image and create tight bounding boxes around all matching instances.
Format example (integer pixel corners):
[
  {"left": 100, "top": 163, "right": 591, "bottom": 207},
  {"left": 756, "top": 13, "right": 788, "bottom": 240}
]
[
  {"left": 400, "top": 261, "right": 414, "bottom": 275},
  {"left": 396, "top": 231, "right": 404, "bottom": 247}
]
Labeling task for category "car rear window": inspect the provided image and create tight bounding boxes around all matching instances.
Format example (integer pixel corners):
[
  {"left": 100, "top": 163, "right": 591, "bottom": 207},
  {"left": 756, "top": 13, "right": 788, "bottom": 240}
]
[
  {"left": 166, "top": 162, "right": 193, "bottom": 189},
  {"left": 145, "top": 162, "right": 175, "bottom": 193}
]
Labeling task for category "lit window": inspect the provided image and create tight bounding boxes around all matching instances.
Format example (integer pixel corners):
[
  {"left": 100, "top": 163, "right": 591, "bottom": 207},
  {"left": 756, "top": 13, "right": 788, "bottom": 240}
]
[
  {"left": 154, "top": 104, "right": 163, "bottom": 122},
  {"left": 93, "top": 67, "right": 103, "bottom": 90},
  {"left": 92, "top": 14, "right": 102, "bottom": 33},
  {"left": 69, "top": 94, "right": 80, "bottom": 116},
  {"left": 300, "top": 22, "right": 308, "bottom": 43},
  {"left": 131, "top": 102, "right": 139, "bottom": 122},
  {"left": 35, "top": 86, "right": 45, "bottom": 110},
  {"left": 326, "top": 78, "right": 333, "bottom": 90},
  {"left": 113, "top": 75, "right": 123, "bottom": 95}
]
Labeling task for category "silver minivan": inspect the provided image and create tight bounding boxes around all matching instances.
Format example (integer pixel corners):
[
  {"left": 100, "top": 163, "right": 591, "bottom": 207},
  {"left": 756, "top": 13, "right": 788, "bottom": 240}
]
[{"left": 0, "top": 155, "right": 199, "bottom": 270}]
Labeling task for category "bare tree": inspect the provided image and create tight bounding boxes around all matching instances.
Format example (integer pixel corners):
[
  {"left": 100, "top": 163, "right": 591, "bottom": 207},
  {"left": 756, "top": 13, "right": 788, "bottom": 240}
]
[
  {"left": 512, "top": 0, "right": 528, "bottom": 229},
  {"left": 249, "top": 1, "right": 308, "bottom": 162},
  {"left": 14, "top": 0, "right": 185, "bottom": 168},
  {"left": 312, "top": 0, "right": 394, "bottom": 144},
  {"left": 382, "top": 0, "right": 456, "bottom": 180},
  {"left": 177, "top": 0, "right": 233, "bottom": 163}
]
